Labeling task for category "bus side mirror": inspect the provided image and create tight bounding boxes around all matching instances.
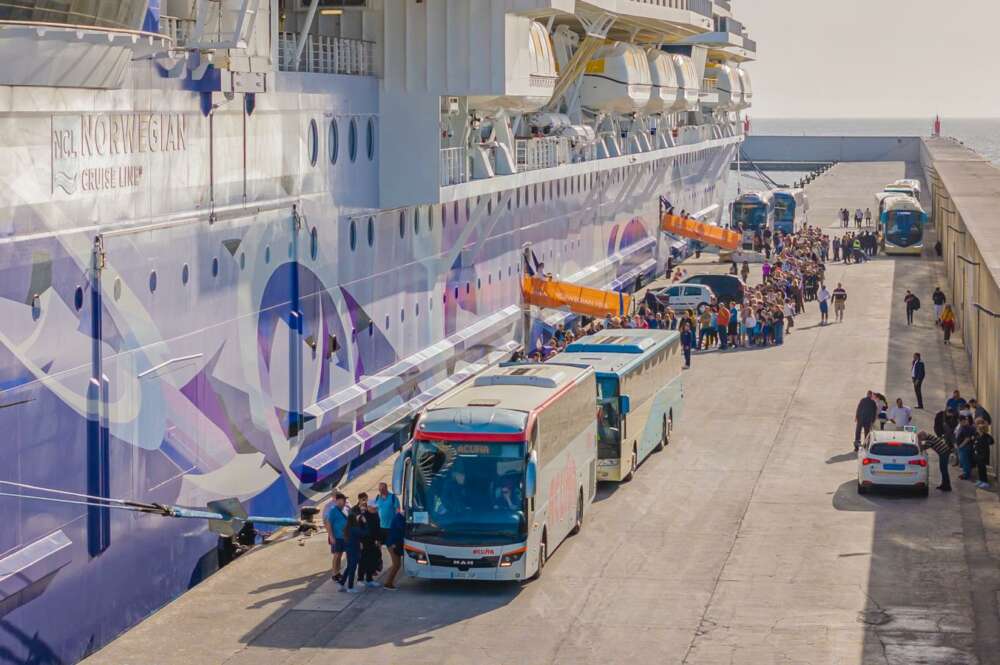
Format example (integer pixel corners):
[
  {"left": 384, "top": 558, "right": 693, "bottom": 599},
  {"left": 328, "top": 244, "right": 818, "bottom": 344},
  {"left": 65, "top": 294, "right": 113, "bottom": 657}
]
[
  {"left": 620, "top": 395, "right": 631, "bottom": 415},
  {"left": 392, "top": 445, "right": 411, "bottom": 495},
  {"left": 525, "top": 451, "right": 538, "bottom": 498}
]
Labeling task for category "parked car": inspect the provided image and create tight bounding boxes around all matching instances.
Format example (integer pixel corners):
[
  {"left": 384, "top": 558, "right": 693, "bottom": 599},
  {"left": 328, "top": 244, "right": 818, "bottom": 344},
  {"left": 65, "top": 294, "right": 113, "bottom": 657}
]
[
  {"left": 857, "top": 429, "right": 928, "bottom": 497},
  {"left": 650, "top": 283, "right": 714, "bottom": 312},
  {"left": 682, "top": 274, "right": 746, "bottom": 304}
]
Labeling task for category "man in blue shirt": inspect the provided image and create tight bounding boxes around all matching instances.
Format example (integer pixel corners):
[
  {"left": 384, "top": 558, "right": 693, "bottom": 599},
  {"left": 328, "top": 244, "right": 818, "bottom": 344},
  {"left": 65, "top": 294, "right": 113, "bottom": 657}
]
[
  {"left": 323, "top": 493, "right": 349, "bottom": 586},
  {"left": 946, "top": 390, "right": 968, "bottom": 414},
  {"left": 373, "top": 482, "right": 400, "bottom": 544}
]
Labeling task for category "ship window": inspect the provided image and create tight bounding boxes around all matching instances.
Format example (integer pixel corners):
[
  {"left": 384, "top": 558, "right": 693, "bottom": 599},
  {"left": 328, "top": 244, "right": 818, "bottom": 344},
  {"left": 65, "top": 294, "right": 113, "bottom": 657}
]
[
  {"left": 442, "top": 204, "right": 449, "bottom": 225},
  {"left": 240, "top": 252, "right": 246, "bottom": 270},
  {"left": 556, "top": 180, "right": 561, "bottom": 197},
  {"left": 414, "top": 207, "right": 421, "bottom": 234},
  {"left": 149, "top": 270, "right": 158, "bottom": 293},
  {"left": 308, "top": 119, "right": 318, "bottom": 167},
  {"left": 454, "top": 201, "right": 460, "bottom": 225},
  {"left": 464, "top": 199, "right": 470, "bottom": 221},
  {"left": 488, "top": 274, "right": 492, "bottom": 285},
  {"left": 429, "top": 206, "right": 435, "bottom": 230},
  {"left": 366, "top": 117, "right": 376, "bottom": 161},
  {"left": 265, "top": 245, "right": 271, "bottom": 263},
  {"left": 212, "top": 257, "right": 219, "bottom": 277},
  {"left": 487, "top": 199, "right": 492, "bottom": 215},
  {"left": 350, "top": 221, "right": 357, "bottom": 251},
  {"left": 516, "top": 189, "right": 521, "bottom": 208},
  {"left": 349, "top": 118, "right": 358, "bottom": 162},
  {"left": 181, "top": 264, "right": 189, "bottom": 285},
  {"left": 498, "top": 270, "right": 502, "bottom": 281},
  {"left": 507, "top": 197, "right": 511, "bottom": 211},
  {"left": 385, "top": 315, "right": 390, "bottom": 330},
  {"left": 367, "top": 216, "right": 374, "bottom": 247},
  {"left": 113, "top": 277, "right": 122, "bottom": 301},
  {"left": 400, "top": 308, "right": 405, "bottom": 323},
  {"left": 416, "top": 302, "right": 420, "bottom": 317},
  {"left": 74, "top": 285, "right": 84, "bottom": 311},
  {"left": 466, "top": 282, "right": 470, "bottom": 294},
  {"left": 329, "top": 119, "right": 339, "bottom": 164},
  {"left": 368, "top": 322, "right": 374, "bottom": 337},
  {"left": 310, "top": 227, "right": 319, "bottom": 260},
  {"left": 399, "top": 211, "right": 406, "bottom": 239},
  {"left": 454, "top": 287, "right": 459, "bottom": 299}
]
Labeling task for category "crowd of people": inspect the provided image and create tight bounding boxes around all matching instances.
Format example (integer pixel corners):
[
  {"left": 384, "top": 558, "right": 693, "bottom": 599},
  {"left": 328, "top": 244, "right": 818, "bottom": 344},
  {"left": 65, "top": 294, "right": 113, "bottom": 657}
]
[
  {"left": 917, "top": 391, "right": 994, "bottom": 491},
  {"left": 324, "top": 483, "right": 405, "bottom": 593}
]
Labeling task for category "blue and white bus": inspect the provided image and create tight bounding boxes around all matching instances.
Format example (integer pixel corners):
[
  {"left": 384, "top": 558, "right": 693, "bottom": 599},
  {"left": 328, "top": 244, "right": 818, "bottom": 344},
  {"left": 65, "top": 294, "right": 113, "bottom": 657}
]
[
  {"left": 731, "top": 191, "right": 776, "bottom": 250},
  {"left": 881, "top": 195, "right": 928, "bottom": 256},
  {"left": 394, "top": 363, "right": 598, "bottom": 581},
  {"left": 556, "top": 329, "right": 684, "bottom": 482},
  {"left": 773, "top": 189, "right": 809, "bottom": 235}
]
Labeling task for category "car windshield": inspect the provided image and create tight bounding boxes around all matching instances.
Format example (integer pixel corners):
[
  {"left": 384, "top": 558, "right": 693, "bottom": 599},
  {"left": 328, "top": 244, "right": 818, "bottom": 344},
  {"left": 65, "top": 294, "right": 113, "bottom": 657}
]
[
  {"left": 870, "top": 443, "right": 920, "bottom": 457},
  {"left": 408, "top": 440, "right": 526, "bottom": 546}
]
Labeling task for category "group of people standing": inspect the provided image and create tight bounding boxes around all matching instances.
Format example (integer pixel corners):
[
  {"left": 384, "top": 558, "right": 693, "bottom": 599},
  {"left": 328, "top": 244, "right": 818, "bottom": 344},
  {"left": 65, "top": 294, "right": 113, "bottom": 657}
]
[
  {"left": 920, "top": 391, "right": 994, "bottom": 491},
  {"left": 324, "top": 483, "right": 405, "bottom": 593},
  {"left": 839, "top": 207, "right": 873, "bottom": 228},
  {"left": 833, "top": 230, "right": 880, "bottom": 263}
]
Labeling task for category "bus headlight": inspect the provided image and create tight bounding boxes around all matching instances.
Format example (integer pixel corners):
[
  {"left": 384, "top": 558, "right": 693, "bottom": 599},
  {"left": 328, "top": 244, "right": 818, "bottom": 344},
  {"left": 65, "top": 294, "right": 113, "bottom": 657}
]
[
  {"left": 405, "top": 545, "right": 429, "bottom": 565},
  {"left": 500, "top": 547, "right": 527, "bottom": 567}
]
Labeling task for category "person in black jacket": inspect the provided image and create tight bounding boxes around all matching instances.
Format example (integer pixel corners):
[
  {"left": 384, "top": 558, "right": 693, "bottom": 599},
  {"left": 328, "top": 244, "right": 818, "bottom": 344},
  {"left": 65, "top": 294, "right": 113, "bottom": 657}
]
[
  {"left": 972, "top": 421, "right": 994, "bottom": 489},
  {"left": 855, "top": 391, "right": 878, "bottom": 450},
  {"left": 358, "top": 501, "right": 383, "bottom": 587},
  {"left": 911, "top": 353, "right": 925, "bottom": 409}
]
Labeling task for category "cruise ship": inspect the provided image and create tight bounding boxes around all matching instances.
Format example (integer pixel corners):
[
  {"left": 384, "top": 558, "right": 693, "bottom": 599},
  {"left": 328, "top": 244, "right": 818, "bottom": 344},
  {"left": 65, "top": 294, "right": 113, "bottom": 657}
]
[{"left": 0, "top": 1, "right": 754, "bottom": 661}]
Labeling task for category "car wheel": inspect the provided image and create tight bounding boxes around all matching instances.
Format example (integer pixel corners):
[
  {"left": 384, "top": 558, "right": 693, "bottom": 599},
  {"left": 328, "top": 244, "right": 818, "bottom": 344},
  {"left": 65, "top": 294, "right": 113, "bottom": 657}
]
[
  {"left": 570, "top": 492, "right": 584, "bottom": 535},
  {"left": 857, "top": 482, "right": 868, "bottom": 495}
]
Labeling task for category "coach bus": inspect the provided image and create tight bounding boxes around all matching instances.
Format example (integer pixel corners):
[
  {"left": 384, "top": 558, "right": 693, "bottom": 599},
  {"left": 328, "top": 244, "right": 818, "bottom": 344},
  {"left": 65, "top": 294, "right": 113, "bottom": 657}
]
[
  {"left": 880, "top": 195, "right": 928, "bottom": 256},
  {"left": 731, "top": 191, "right": 776, "bottom": 250},
  {"left": 772, "top": 189, "right": 809, "bottom": 235},
  {"left": 556, "top": 329, "right": 684, "bottom": 482},
  {"left": 891, "top": 179, "right": 921, "bottom": 200},
  {"left": 393, "top": 363, "right": 598, "bottom": 581}
]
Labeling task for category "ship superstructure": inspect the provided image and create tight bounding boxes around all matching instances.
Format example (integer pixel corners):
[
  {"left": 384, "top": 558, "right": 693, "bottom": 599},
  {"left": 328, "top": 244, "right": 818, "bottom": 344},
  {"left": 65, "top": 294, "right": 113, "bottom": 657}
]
[{"left": 0, "top": 1, "right": 754, "bottom": 661}]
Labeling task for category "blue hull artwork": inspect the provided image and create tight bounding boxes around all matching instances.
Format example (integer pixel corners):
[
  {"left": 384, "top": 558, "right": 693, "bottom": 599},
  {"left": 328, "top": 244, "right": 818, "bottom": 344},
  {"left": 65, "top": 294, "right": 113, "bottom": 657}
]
[{"left": 0, "top": 63, "right": 736, "bottom": 665}]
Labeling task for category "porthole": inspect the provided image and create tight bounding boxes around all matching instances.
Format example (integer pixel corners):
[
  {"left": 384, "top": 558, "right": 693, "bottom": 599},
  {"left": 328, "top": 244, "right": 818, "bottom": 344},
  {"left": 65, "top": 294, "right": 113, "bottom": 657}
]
[
  {"left": 310, "top": 227, "right": 319, "bottom": 260},
  {"left": 181, "top": 263, "right": 190, "bottom": 284},
  {"left": 367, "top": 217, "right": 374, "bottom": 247},
  {"left": 366, "top": 117, "right": 376, "bottom": 161},
  {"left": 348, "top": 118, "right": 358, "bottom": 162},
  {"left": 211, "top": 257, "right": 219, "bottom": 277},
  {"left": 308, "top": 119, "right": 318, "bottom": 167},
  {"left": 149, "top": 270, "right": 158, "bottom": 293},
  {"left": 113, "top": 277, "right": 122, "bottom": 301},
  {"left": 74, "top": 285, "right": 84, "bottom": 311},
  {"left": 329, "top": 119, "right": 339, "bottom": 164},
  {"left": 349, "top": 221, "right": 357, "bottom": 251},
  {"left": 399, "top": 211, "right": 406, "bottom": 239},
  {"left": 265, "top": 245, "right": 271, "bottom": 263}
]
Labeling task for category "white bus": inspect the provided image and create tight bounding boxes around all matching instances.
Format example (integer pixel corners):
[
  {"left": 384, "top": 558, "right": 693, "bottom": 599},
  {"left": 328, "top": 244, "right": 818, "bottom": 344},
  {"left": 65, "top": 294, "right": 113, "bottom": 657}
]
[{"left": 393, "top": 363, "right": 598, "bottom": 581}]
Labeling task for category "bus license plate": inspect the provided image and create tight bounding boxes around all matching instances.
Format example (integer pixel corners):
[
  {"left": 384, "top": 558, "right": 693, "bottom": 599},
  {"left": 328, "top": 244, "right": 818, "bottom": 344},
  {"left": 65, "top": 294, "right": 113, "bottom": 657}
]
[{"left": 452, "top": 571, "right": 473, "bottom": 580}]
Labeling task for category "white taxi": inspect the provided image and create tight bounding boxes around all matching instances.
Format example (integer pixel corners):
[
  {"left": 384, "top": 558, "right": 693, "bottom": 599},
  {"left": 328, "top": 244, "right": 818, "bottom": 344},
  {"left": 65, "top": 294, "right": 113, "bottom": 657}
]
[{"left": 857, "top": 428, "right": 928, "bottom": 497}]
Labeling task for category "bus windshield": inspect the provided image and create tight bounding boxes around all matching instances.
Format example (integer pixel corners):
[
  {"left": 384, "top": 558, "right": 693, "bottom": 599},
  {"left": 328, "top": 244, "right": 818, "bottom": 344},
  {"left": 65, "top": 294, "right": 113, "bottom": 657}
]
[
  {"left": 733, "top": 203, "right": 767, "bottom": 230},
  {"left": 408, "top": 440, "right": 526, "bottom": 546},
  {"left": 597, "top": 377, "right": 621, "bottom": 459},
  {"left": 886, "top": 211, "right": 923, "bottom": 247},
  {"left": 774, "top": 198, "right": 795, "bottom": 224}
]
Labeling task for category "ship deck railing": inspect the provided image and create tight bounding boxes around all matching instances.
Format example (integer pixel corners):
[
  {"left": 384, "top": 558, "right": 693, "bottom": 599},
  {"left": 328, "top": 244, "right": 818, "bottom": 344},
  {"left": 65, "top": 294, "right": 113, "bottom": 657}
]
[
  {"left": 277, "top": 32, "right": 374, "bottom": 76},
  {"left": 440, "top": 147, "right": 468, "bottom": 187}
]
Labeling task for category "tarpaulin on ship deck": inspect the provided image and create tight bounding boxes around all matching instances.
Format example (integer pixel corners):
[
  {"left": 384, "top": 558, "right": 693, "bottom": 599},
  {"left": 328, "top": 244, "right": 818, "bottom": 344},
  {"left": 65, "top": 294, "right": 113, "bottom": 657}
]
[
  {"left": 660, "top": 213, "right": 741, "bottom": 251},
  {"left": 522, "top": 276, "right": 631, "bottom": 318}
]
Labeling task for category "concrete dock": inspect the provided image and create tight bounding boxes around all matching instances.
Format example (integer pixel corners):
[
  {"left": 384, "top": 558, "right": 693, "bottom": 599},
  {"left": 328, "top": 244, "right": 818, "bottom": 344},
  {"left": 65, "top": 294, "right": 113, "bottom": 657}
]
[{"left": 85, "top": 161, "right": 1000, "bottom": 665}]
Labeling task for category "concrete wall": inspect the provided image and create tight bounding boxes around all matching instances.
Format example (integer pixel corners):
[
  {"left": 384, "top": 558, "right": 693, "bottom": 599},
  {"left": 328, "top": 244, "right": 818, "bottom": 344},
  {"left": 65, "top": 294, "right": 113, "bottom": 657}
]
[
  {"left": 744, "top": 135, "right": 923, "bottom": 164},
  {"left": 922, "top": 137, "right": 1000, "bottom": 477}
]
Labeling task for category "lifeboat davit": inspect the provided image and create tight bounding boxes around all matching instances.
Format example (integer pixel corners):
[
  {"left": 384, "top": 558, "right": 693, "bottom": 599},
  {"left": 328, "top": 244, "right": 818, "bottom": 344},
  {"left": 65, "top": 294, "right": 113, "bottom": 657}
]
[
  {"left": 671, "top": 54, "right": 700, "bottom": 112},
  {"left": 737, "top": 68, "right": 753, "bottom": 109},
  {"left": 646, "top": 49, "right": 681, "bottom": 113},
  {"left": 469, "top": 21, "right": 557, "bottom": 113},
  {"left": 581, "top": 42, "right": 652, "bottom": 113}
]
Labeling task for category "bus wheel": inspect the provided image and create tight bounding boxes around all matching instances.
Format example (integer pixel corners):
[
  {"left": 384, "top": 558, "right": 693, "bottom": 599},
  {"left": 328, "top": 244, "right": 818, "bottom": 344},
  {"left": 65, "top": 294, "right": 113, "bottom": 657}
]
[
  {"left": 624, "top": 444, "right": 638, "bottom": 481},
  {"left": 532, "top": 532, "right": 548, "bottom": 580},
  {"left": 570, "top": 491, "right": 584, "bottom": 535},
  {"left": 656, "top": 415, "right": 668, "bottom": 452}
]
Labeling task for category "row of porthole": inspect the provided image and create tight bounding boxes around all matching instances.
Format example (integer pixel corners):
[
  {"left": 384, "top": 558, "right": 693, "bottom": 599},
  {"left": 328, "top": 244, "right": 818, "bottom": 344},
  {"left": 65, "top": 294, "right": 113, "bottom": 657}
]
[{"left": 307, "top": 116, "right": 376, "bottom": 167}]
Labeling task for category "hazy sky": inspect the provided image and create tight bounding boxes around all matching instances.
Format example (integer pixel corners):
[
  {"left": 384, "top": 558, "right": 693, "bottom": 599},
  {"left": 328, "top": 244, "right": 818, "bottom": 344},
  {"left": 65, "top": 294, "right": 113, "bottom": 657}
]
[{"left": 736, "top": 0, "right": 1000, "bottom": 118}]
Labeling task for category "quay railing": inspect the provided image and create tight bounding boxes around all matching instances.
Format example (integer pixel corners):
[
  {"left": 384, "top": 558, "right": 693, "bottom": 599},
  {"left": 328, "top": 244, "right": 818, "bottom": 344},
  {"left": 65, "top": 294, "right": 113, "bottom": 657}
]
[
  {"left": 277, "top": 32, "right": 375, "bottom": 76},
  {"left": 158, "top": 14, "right": 194, "bottom": 46},
  {"left": 440, "top": 147, "right": 468, "bottom": 186},
  {"left": 626, "top": 0, "right": 713, "bottom": 17}
]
